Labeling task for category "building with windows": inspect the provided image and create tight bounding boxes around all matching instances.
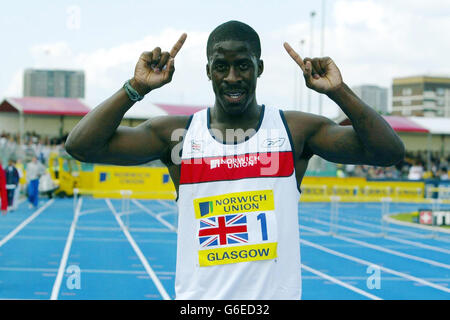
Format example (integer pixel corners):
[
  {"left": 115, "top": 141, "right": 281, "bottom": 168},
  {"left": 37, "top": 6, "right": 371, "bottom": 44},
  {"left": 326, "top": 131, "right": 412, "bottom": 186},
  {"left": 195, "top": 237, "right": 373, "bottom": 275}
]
[
  {"left": 351, "top": 84, "right": 388, "bottom": 114},
  {"left": 23, "top": 69, "right": 85, "bottom": 98},
  {"left": 392, "top": 75, "right": 450, "bottom": 117}
]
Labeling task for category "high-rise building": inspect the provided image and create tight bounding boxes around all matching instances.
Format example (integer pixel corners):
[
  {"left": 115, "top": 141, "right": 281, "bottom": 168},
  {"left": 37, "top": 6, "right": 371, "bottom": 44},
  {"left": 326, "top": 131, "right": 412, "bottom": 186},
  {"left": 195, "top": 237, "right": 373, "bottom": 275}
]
[
  {"left": 23, "top": 69, "right": 85, "bottom": 98},
  {"left": 351, "top": 85, "right": 388, "bottom": 114},
  {"left": 392, "top": 75, "right": 450, "bottom": 117}
]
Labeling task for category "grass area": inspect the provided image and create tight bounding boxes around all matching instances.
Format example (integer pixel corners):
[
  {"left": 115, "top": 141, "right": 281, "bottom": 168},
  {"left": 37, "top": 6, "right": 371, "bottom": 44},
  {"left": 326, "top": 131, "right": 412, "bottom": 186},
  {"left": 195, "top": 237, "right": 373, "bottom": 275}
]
[
  {"left": 391, "top": 212, "right": 419, "bottom": 223},
  {"left": 390, "top": 211, "right": 450, "bottom": 229}
]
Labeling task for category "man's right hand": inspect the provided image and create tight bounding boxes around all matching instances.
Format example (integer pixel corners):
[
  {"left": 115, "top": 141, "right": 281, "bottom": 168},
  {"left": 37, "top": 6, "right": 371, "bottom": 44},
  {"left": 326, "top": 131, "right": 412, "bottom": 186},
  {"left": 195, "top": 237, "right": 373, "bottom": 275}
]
[{"left": 131, "top": 33, "right": 187, "bottom": 96}]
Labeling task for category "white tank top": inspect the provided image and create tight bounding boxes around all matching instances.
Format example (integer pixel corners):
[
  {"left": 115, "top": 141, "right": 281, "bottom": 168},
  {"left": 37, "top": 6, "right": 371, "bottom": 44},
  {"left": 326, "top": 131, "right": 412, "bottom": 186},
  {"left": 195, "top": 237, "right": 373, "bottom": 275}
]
[{"left": 175, "top": 105, "right": 301, "bottom": 299}]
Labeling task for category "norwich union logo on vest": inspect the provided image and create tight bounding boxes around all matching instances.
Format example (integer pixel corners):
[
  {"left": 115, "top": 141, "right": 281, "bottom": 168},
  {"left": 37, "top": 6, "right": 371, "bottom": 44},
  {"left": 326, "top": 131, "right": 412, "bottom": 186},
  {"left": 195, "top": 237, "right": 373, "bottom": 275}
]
[
  {"left": 210, "top": 155, "right": 260, "bottom": 169},
  {"left": 193, "top": 190, "right": 274, "bottom": 219}
]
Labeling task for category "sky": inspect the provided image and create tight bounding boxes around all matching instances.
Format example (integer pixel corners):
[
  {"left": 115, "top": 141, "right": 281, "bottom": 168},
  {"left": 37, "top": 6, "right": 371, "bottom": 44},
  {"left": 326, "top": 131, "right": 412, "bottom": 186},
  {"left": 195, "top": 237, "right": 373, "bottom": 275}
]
[{"left": 1, "top": 0, "right": 450, "bottom": 119}]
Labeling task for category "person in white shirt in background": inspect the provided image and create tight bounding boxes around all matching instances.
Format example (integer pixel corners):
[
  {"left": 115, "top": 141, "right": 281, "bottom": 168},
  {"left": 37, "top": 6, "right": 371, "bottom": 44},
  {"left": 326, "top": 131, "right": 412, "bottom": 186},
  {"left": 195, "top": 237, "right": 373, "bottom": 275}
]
[
  {"left": 438, "top": 167, "right": 448, "bottom": 180},
  {"left": 408, "top": 160, "right": 424, "bottom": 180},
  {"left": 26, "top": 156, "right": 45, "bottom": 209}
]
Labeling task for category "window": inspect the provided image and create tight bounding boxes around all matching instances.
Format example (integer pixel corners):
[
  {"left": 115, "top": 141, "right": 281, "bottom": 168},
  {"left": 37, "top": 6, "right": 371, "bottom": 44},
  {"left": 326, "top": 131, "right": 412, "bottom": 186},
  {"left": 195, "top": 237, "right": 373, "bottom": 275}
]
[
  {"left": 402, "top": 88, "right": 412, "bottom": 96},
  {"left": 436, "top": 88, "right": 445, "bottom": 96}
]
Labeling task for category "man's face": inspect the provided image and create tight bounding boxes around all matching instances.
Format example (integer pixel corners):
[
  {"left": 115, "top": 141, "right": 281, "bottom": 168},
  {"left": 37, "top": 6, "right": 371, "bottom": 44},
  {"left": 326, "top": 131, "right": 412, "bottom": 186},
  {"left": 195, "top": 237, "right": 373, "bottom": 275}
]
[{"left": 207, "top": 40, "right": 263, "bottom": 115}]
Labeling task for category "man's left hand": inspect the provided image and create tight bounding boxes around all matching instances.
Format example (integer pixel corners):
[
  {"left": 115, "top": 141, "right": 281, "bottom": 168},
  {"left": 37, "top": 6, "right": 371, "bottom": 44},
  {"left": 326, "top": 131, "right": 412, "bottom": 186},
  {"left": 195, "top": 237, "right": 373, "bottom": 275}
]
[{"left": 283, "top": 42, "right": 343, "bottom": 94}]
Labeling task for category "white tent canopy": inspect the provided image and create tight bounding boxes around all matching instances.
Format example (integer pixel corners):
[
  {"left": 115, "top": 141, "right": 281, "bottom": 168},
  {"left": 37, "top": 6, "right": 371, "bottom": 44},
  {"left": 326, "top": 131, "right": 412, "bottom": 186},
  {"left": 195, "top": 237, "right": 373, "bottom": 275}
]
[
  {"left": 409, "top": 117, "right": 450, "bottom": 135},
  {"left": 123, "top": 101, "right": 167, "bottom": 119}
]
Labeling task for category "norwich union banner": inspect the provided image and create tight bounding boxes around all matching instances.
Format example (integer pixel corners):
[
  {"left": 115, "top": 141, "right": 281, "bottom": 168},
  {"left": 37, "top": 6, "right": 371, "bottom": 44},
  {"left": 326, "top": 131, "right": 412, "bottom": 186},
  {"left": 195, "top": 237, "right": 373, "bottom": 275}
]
[{"left": 92, "top": 166, "right": 176, "bottom": 199}]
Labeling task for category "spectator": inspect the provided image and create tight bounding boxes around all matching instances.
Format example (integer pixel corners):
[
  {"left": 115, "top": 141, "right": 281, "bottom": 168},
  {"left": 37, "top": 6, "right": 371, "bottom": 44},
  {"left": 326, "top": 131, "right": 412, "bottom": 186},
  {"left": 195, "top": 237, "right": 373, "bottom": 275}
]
[
  {"left": 26, "top": 156, "right": 45, "bottom": 209},
  {"left": 438, "top": 167, "right": 448, "bottom": 180},
  {"left": 23, "top": 140, "right": 37, "bottom": 162},
  {"left": 5, "top": 159, "right": 19, "bottom": 212},
  {"left": 13, "top": 159, "right": 25, "bottom": 210},
  {"left": 408, "top": 160, "right": 424, "bottom": 180},
  {"left": 345, "top": 164, "right": 355, "bottom": 177},
  {"left": 0, "top": 162, "right": 7, "bottom": 215}
]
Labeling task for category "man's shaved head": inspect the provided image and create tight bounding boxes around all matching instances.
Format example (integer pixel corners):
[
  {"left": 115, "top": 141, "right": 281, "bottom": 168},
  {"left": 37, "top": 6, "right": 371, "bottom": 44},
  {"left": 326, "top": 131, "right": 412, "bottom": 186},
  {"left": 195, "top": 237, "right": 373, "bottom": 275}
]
[{"left": 206, "top": 20, "right": 261, "bottom": 61}]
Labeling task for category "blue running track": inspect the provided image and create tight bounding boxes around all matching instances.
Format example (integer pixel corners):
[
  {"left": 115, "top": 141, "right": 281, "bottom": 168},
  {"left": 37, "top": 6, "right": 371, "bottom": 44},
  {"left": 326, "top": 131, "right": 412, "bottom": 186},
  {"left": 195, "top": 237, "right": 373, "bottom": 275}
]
[{"left": 0, "top": 197, "right": 449, "bottom": 300}]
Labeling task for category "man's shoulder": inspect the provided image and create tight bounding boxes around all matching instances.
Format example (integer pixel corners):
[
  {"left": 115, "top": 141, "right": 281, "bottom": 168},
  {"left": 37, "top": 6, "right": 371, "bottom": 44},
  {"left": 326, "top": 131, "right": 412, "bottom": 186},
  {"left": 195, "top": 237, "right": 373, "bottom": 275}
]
[
  {"left": 281, "top": 110, "right": 333, "bottom": 138},
  {"left": 147, "top": 114, "right": 192, "bottom": 128},
  {"left": 142, "top": 114, "right": 192, "bottom": 138}
]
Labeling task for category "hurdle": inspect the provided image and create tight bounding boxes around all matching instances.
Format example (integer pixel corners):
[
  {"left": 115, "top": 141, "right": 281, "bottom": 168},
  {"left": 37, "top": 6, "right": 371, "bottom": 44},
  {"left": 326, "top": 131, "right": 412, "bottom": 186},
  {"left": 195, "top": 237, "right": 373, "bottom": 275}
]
[
  {"left": 72, "top": 188, "right": 177, "bottom": 230},
  {"left": 329, "top": 196, "right": 340, "bottom": 235},
  {"left": 299, "top": 183, "right": 450, "bottom": 237},
  {"left": 380, "top": 197, "right": 391, "bottom": 237}
]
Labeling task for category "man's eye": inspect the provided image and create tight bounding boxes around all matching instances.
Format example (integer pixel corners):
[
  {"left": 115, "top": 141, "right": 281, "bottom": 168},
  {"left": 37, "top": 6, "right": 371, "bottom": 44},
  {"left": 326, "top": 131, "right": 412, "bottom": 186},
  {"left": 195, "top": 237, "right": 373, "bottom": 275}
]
[
  {"left": 239, "top": 63, "right": 249, "bottom": 70},
  {"left": 215, "top": 64, "right": 227, "bottom": 71}
]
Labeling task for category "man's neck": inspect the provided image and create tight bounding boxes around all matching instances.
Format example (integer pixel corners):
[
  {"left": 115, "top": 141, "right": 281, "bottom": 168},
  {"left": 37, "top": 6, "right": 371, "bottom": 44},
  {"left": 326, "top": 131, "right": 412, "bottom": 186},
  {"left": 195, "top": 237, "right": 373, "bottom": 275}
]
[
  {"left": 210, "top": 100, "right": 262, "bottom": 131},
  {"left": 209, "top": 100, "right": 263, "bottom": 144}
]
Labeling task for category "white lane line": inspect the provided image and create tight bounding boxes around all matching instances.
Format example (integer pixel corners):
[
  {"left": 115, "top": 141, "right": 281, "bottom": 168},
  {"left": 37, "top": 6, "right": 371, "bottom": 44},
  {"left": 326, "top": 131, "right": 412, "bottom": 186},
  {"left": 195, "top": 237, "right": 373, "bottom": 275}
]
[
  {"left": 0, "top": 199, "right": 54, "bottom": 248},
  {"left": 384, "top": 236, "right": 450, "bottom": 255},
  {"left": 8, "top": 266, "right": 450, "bottom": 282},
  {"left": 343, "top": 216, "right": 450, "bottom": 240},
  {"left": 302, "top": 215, "right": 450, "bottom": 254},
  {"left": 76, "top": 226, "right": 121, "bottom": 231},
  {"left": 302, "top": 207, "right": 450, "bottom": 242},
  {"left": 77, "top": 226, "right": 173, "bottom": 233},
  {"left": 156, "top": 200, "right": 178, "bottom": 211},
  {"left": 132, "top": 199, "right": 177, "bottom": 232},
  {"left": 300, "top": 238, "right": 450, "bottom": 294},
  {"left": 300, "top": 224, "right": 450, "bottom": 270},
  {"left": 156, "top": 210, "right": 177, "bottom": 218},
  {"left": 301, "top": 264, "right": 382, "bottom": 300},
  {"left": 383, "top": 215, "right": 450, "bottom": 235},
  {"left": 0, "top": 267, "right": 57, "bottom": 272},
  {"left": 117, "top": 209, "right": 143, "bottom": 217},
  {"left": 50, "top": 197, "right": 82, "bottom": 300},
  {"left": 106, "top": 199, "right": 171, "bottom": 300},
  {"left": 78, "top": 207, "right": 110, "bottom": 216}
]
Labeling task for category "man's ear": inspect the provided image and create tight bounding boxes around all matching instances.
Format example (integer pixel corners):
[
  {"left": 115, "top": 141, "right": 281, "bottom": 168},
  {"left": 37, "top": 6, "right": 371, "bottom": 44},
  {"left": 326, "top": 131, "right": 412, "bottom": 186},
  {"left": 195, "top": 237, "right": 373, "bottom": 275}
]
[
  {"left": 257, "top": 60, "right": 264, "bottom": 77},
  {"left": 206, "top": 63, "right": 211, "bottom": 80}
]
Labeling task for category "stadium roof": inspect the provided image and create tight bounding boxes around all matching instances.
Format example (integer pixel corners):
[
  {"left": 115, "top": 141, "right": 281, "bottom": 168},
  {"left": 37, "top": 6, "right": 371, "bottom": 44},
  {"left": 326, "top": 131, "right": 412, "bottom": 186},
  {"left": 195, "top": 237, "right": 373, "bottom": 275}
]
[
  {"left": 0, "top": 97, "right": 208, "bottom": 119},
  {"left": 0, "top": 97, "right": 90, "bottom": 116},
  {"left": 384, "top": 116, "right": 430, "bottom": 133},
  {"left": 409, "top": 117, "right": 450, "bottom": 135},
  {"left": 339, "top": 115, "right": 430, "bottom": 133},
  {"left": 124, "top": 103, "right": 208, "bottom": 119},
  {"left": 154, "top": 103, "right": 207, "bottom": 115},
  {"left": 123, "top": 101, "right": 168, "bottom": 119}
]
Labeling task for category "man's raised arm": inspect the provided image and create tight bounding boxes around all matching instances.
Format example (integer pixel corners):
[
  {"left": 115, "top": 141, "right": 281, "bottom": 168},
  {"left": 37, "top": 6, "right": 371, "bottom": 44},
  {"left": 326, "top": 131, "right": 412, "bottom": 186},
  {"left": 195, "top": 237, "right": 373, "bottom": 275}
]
[
  {"left": 65, "top": 34, "right": 187, "bottom": 165},
  {"left": 283, "top": 42, "right": 405, "bottom": 166}
]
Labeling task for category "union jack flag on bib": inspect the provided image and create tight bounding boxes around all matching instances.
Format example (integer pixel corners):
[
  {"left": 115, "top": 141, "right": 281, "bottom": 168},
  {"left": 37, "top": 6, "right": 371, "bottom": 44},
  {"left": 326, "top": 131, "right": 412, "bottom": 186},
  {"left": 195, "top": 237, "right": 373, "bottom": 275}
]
[{"left": 198, "top": 214, "right": 248, "bottom": 247}]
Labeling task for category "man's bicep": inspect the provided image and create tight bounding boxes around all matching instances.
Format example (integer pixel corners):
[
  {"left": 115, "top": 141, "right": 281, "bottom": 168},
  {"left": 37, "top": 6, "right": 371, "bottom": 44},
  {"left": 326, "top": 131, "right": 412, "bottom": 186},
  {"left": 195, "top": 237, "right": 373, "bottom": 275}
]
[
  {"left": 307, "top": 120, "right": 371, "bottom": 164},
  {"left": 94, "top": 120, "right": 167, "bottom": 165}
]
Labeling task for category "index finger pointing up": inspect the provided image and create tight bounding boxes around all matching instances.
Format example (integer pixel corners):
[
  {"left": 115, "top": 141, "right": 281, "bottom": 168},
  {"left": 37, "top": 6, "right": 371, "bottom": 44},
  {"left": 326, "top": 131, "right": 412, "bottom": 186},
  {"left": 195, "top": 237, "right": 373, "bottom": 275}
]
[
  {"left": 283, "top": 42, "right": 305, "bottom": 72},
  {"left": 170, "top": 33, "right": 187, "bottom": 58}
]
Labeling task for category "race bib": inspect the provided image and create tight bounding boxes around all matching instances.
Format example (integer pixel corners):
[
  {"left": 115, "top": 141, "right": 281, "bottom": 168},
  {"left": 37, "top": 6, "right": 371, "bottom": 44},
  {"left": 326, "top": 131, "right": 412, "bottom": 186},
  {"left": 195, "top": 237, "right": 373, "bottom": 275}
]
[{"left": 193, "top": 190, "right": 278, "bottom": 267}]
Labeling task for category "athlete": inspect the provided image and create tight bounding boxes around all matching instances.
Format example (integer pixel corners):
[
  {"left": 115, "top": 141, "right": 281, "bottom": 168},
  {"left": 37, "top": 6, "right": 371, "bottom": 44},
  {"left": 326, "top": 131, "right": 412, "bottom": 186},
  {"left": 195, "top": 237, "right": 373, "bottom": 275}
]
[{"left": 65, "top": 21, "right": 404, "bottom": 299}]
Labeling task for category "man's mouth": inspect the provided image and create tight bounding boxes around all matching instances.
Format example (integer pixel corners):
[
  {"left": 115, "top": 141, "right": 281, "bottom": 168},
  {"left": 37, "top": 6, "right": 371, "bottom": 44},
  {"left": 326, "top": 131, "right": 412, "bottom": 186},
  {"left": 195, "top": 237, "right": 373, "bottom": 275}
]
[{"left": 223, "top": 90, "right": 246, "bottom": 103}]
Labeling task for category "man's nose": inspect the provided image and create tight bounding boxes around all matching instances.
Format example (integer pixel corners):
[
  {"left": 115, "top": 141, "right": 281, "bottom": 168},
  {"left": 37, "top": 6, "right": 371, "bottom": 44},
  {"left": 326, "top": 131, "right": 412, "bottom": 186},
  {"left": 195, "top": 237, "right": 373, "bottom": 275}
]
[{"left": 224, "top": 66, "right": 241, "bottom": 83}]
